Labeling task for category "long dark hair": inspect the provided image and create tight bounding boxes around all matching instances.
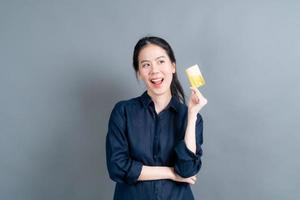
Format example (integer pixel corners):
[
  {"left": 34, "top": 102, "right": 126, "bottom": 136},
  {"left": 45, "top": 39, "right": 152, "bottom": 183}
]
[{"left": 133, "top": 36, "right": 186, "bottom": 103}]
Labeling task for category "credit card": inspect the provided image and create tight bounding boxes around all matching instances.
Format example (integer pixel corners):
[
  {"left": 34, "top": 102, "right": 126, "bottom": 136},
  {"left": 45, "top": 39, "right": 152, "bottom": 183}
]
[{"left": 185, "top": 64, "right": 205, "bottom": 88}]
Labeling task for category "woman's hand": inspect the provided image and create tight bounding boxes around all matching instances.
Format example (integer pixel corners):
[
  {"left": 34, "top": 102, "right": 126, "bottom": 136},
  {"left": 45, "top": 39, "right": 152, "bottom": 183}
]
[
  {"left": 173, "top": 173, "right": 197, "bottom": 185},
  {"left": 170, "top": 167, "right": 197, "bottom": 184},
  {"left": 188, "top": 87, "right": 208, "bottom": 116}
]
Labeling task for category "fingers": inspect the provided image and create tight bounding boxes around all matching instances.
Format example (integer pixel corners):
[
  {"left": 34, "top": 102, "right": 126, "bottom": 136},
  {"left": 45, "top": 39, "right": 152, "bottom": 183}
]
[
  {"left": 192, "top": 176, "right": 197, "bottom": 181},
  {"left": 186, "top": 175, "right": 197, "bottom": 185},
  {"left": 190, "top": 87, "right": 199, "bottom": 104},
  {"left": 189, "top": 177, "right": 196, "bottom": 184},
  {"left": 191, "top": 175, "right": 197, "bottom": 182},
  {"left": 190, "top": 87, "right": 208, "bottom": 106},
  {"left": 190, "top": 87, "right": 203, "bottom": 98},
  {"left": 173, "top": 172, "right": 198, "bottom": 184}
]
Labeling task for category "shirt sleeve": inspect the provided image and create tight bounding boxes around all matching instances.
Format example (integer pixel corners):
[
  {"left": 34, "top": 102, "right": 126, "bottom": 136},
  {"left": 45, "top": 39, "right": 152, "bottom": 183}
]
[
  {"left": 173, "top": 113, "right": 203, "bottom": 178},
  {"left": 105, "top": 102, "right": 143, "bottom": 185}
]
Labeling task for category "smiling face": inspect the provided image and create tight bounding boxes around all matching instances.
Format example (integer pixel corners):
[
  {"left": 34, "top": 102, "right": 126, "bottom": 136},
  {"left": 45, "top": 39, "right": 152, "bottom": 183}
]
[{"left": 137, "top": 44, "right": 176, "bottom": 98}]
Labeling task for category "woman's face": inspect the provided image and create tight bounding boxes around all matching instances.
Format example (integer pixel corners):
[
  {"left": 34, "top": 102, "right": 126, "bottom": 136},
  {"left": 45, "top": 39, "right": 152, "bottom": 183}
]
[{"left": 137, "top": 44, "right": 176, "bottom": 98}]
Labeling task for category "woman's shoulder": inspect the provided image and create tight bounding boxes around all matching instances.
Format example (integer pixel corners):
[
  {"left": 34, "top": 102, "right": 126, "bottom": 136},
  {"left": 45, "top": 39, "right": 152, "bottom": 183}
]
[{"left": 111, "top": 95, "right": 142, "bottom": 113}]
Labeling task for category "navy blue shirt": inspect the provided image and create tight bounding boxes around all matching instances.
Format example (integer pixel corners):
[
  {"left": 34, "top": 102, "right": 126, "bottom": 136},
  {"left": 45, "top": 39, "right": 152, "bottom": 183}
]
[{"left": 106, "top": 91, "right": 204, "bottom": 200}]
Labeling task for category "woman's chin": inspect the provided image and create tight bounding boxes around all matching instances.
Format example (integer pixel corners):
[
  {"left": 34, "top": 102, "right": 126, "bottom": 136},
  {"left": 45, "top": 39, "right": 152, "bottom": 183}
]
[{"left": 148, "top": 88, "right": 171, "bottom": 97}]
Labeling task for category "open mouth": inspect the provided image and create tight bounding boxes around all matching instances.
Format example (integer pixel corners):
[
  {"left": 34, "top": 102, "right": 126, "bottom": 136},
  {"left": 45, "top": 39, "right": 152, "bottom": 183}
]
[{"left": 150, "top": 78, "right": 164, "bottom": 86}]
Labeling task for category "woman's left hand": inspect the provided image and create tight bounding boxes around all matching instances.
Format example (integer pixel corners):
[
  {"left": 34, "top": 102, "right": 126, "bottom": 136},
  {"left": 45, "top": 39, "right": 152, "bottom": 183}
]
[{"left": 188, "top": 87, "right": 208, "bottom": 115}]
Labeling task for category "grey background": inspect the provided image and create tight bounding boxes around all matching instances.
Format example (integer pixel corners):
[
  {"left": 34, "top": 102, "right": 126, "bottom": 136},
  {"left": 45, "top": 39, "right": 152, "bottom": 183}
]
[{"left": 1, "top": 0, "right": 299, "bottom": 199}]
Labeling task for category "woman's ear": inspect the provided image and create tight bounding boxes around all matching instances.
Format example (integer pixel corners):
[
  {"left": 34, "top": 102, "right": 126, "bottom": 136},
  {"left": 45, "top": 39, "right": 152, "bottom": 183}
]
[{"left": 172, "top": 63, "right": 176, "bottom": 73}]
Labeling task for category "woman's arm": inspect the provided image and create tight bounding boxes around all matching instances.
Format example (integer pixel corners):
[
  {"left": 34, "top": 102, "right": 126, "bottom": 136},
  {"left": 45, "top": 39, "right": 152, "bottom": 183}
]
[
  {"left": 184, "top": 113, "right": 198, "bottom": 154},
  {"left": 106, "top": 103, "right": 143, "bottom": 185},
  {"left": 173, "top": 87, "right": 207, "bottom": 178},
  {"left": 185, "top": 87, "right": 207, "bottom": 153},
  {"left": 138, "top": 166, "right": 173, "bottom": 181},
  {"left": 138, "top": 165, "right": 197, "bottom": 184}
]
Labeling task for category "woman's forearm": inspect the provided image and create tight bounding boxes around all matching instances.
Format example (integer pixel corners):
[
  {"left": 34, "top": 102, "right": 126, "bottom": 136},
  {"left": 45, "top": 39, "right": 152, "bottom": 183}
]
[
  {"left": 184, "top": 112, "right": 198, "bottom": 154},
  {"left": 185, "top": 87, "right": 207, "bottom": 154},
  {"left": 137, "top": 165, "right": 197, "bottom": 184},
  {"left": 137, "top": 166, "right": 174, "bottom": 181}
]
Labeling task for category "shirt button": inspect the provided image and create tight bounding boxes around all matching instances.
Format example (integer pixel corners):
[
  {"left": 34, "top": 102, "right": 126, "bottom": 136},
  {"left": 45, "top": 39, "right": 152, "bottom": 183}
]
[{"left": 154, "top": 155, "right": 158, "bottom": 159}]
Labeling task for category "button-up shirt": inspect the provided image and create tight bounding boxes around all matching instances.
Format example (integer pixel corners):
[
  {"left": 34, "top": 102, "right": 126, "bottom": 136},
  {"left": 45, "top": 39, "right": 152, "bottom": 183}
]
[{"left": 106, "top": 91, "right": 204, "bottom": 200}]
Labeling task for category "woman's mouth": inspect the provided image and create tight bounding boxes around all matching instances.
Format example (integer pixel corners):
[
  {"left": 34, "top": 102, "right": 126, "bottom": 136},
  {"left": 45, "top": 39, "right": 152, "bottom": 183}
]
[{"left": 150, "top": 78, "right": 164, "bottom": 87}]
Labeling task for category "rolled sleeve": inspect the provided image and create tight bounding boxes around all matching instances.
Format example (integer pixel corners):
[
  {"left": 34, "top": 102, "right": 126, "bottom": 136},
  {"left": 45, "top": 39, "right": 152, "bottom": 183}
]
[
  {"left": 106, "top": 102, "right": 143, "bottom": 185},
  {"left": 174, "top": 113, "right": 203, "bottom": 178},
  {"left": 124, "top": 160, "right": 143, "bottom": 184}
]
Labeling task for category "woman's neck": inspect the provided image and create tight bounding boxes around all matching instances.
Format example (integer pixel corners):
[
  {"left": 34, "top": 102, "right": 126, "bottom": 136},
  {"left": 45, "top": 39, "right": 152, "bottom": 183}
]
[{"left": 147, "top": 90, "right": 172, "bottom": 114}]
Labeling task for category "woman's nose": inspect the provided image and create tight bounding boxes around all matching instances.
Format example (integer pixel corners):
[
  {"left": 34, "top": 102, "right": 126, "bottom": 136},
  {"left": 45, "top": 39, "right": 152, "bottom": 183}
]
[{"left": 150, "top": 63, "right": 159, "bottom": 73}]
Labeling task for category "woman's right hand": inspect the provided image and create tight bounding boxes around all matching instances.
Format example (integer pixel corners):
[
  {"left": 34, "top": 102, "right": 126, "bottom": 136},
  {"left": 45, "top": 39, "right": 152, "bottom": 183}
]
[{"left": 170, "top": 168, "right": 197, "bottom": 184}]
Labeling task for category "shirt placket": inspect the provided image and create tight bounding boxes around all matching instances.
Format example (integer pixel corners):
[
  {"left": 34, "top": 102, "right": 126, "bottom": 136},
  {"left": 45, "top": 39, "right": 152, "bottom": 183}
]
[
  {"left": 153, "top": 114, "right": 160, "bottom": 163},
  {"left": 153, "top": 115, "right": 161, "bottom": 200},
  {"left": 150, "top": 106, "right": 162, "bottom": 200}
]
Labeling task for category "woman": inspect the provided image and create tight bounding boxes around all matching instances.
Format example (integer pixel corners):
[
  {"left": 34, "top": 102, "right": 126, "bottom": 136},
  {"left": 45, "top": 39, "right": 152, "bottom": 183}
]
[{"left": 106, "top": 36, "right": 207, "bottom": 200}]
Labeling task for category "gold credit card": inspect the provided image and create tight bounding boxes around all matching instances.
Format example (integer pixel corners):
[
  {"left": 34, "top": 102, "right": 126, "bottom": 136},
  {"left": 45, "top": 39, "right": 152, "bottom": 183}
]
[{"left": 185, "top": 64, "right": 205, "bottom": 88}]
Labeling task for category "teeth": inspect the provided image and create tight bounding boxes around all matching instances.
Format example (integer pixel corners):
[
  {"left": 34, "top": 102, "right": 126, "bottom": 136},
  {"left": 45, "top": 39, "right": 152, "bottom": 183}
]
[
  {"left": 151, "top": 78, "right": 163, "bottom": 84},
  {"left": 152, "top": 78, "right": 162, "bottom": 82}
]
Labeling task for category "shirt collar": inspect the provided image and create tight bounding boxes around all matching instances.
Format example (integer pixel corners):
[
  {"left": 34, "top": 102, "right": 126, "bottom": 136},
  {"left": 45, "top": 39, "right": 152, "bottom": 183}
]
[{"left": 140, "top": 91, "right": 180, "bottom": 112}]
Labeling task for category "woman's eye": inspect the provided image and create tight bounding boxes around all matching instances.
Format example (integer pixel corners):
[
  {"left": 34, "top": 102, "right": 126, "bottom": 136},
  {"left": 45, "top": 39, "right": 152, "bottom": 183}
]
[
  {"left": 158, "top": 60, "right": 165, "bottom": 64},
  {"left": 142, "top": 63, "right": 150, "bottom": 68}
]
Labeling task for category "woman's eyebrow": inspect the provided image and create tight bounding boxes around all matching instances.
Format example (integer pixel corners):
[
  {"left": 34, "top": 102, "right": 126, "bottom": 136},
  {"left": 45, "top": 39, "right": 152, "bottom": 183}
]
[
  {"left": 140, "top": 59, "right": 150, "bottom": 64},
  {"left": 155, "top": 56, "right": 166, "bottom": 60},
  {"left": 140, "top": 56, "right": 166, "bottom": 63}
]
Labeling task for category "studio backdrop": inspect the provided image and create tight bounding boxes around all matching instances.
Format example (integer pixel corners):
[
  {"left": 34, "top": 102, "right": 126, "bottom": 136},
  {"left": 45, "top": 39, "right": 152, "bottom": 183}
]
[{"left": 1, "top": 0, "right": 299, "bottom": 200}]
